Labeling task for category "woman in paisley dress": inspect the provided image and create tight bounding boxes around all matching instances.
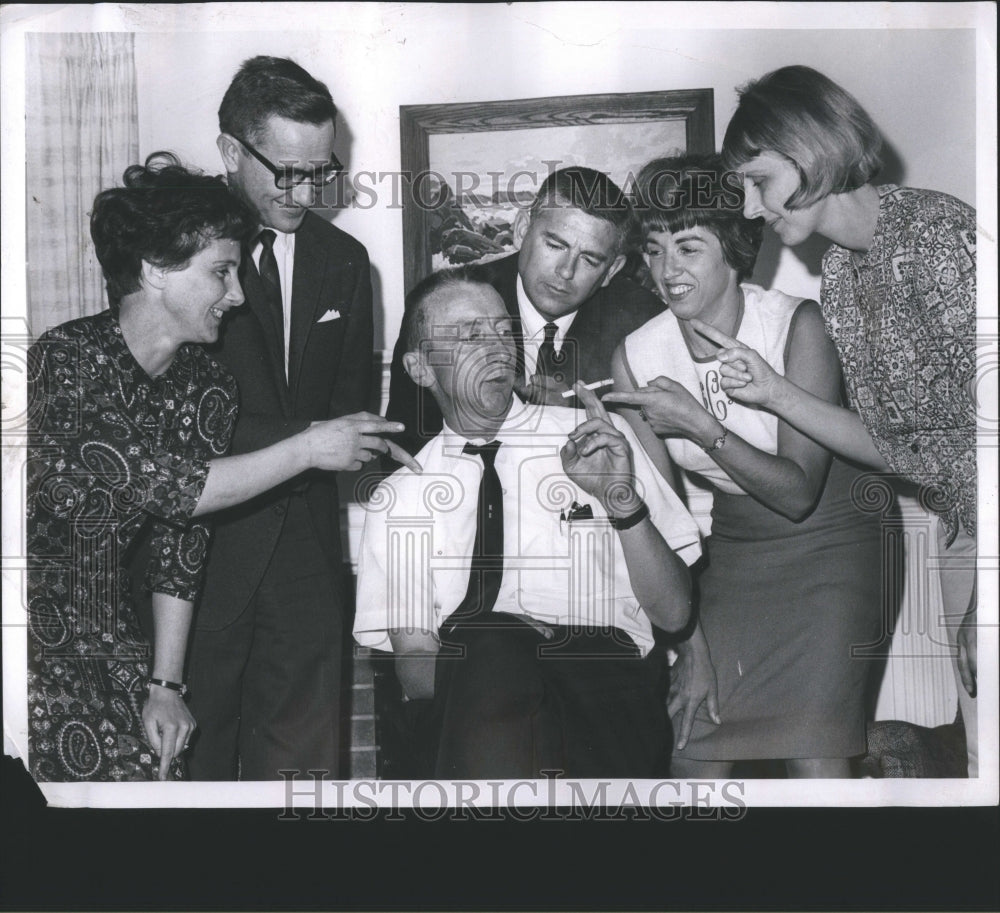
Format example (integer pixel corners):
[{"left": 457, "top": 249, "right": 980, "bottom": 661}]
[
  {"left": 27, "top": 154, "right": 408, "bottom": 781},
  {"left": 605, "top": 154, "right": 881, "bottom": 777},
  {"left": 717, "top": 65, "right": 978, "bottom": 776}
]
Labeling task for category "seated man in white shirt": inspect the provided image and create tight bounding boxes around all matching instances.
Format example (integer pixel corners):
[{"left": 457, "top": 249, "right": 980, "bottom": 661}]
[{"left": 354, "top": 266, "right": 702, "bottom": 779}]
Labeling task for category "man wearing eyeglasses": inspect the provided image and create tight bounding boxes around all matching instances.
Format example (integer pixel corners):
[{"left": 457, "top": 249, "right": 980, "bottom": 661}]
[{"left": 184, "top": 55, "right": 393, "bottom": 781}]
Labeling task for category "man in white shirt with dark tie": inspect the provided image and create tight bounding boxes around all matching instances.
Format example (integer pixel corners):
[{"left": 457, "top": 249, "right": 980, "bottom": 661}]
[{"left": 355, "top": 266, "right": 701, "bottom": 779}]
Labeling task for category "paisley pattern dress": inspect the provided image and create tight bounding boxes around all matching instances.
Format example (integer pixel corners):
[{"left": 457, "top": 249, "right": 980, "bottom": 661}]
[
  {"left": 820, "top": 185, "right": 976, "bottom": 544},
  {"left": 27, "top": 312, "right": 237, "bottom": 781}
]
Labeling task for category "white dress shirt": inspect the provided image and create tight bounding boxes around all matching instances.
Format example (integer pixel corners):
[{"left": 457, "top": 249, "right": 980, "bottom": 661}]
[
  {"left": 516, "top": 275, "right": 576, "bottom": 378},
  {"left": 253, "top": 228, "right": 296, "bottom": 377},
  {"left": 354, "top": 401, "right": 702, "bottom": 657}
]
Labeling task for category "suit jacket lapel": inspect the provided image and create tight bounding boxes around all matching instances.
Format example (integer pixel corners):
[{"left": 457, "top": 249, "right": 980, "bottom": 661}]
[
  {"left": 240, "top": 251, "right": 292, "bottom": 409},
  {"left": 491, "top": 254, "right": 526, "bottom": 380},
  {"left": 564, "top": 293, "right": 603, "bottom": 384},
  {"left": 288, "top": 216, "right": 329, "bottom": 401}
]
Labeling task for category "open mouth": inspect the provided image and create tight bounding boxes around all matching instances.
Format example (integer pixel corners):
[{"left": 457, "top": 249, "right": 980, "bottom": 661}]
[
  {"left": 481, "top": 360, "right": 516, "bottom": 384},
  {"left": 666, "top": 284, "right": 695, "bottom": 301},
  {"left": 210, "top": 306, "right": 226, "bottom": 320}
]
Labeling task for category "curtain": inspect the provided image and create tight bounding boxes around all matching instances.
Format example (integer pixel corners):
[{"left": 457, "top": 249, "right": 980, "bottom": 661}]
[{"left": 25, "top": 33, "right": 138, "bottom": 337}]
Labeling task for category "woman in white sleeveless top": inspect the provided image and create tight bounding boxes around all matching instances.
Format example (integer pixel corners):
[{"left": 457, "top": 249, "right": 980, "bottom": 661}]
[{"left": 605, "top": 155, "right": 882, "bottom": 778}]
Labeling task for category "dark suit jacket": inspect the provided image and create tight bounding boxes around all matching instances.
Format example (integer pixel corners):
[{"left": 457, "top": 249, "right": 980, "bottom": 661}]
[
  {"left": 385, "top": 252, "right": 665, "bottom": 456},
  {"left": 196, "top": 210, "right": 373, "bottom": 630}
]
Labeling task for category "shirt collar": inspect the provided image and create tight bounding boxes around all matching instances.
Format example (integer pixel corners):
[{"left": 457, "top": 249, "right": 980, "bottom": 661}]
[
  {"left": 255, "top": 226, "right": 296, "bottom": 256},
  {"left": 106, "top": 310, "right": 188, "bottom": 386},
  {"left": 440, "top": 400, "right": 544, "bottom": 454}
]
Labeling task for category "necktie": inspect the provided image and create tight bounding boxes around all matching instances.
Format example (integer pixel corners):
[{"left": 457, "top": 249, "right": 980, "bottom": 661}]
[
  {"left": 257, "top": 229, "right": 284, "bottom": 349},
  {"left": 536, "top": 321, "right": 565, "bottom": 384},
  {"left": 449, "top": 440, "right": 504, "bottom": 628}
]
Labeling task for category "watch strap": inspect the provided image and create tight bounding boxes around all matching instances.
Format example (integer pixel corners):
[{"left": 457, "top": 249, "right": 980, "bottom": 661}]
[
  {"left": 146, "top": 677, "right": 188, "bottom": 697},
  {"left": 608, "top": 501, "right": 650, "bottom": 531}
]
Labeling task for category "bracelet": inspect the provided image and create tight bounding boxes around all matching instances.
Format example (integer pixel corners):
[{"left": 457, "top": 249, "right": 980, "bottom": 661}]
[
  {"left": 702, "top": 425, "right": 728, "bottom": 453},
  {"left": 146, "top": 677, "right": 188, "bottom": 697},
  {"left": 608, "top": 501, "right": 650, "bottom": 531}
]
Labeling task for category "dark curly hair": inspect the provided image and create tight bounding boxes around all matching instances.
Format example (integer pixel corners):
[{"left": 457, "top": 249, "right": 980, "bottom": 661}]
[
  {"left": 633, "top": 153, "right": 763, "bottom": 282},
  {"left": 90, "top": 151, "right": 256, "bottom": 310}
]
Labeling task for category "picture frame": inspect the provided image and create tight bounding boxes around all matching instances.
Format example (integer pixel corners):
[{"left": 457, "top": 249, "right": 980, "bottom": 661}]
[{"left": 399, "top": 89, "right": 715, "bottom": 292}]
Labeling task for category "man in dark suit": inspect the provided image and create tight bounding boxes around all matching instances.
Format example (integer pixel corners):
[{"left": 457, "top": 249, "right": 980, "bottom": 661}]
[
  {"left": 185, "top": 56, "right": 402, "bottom": 780},
  {"left": 385, "top": 167, "right": 665, "bottom": 456}
]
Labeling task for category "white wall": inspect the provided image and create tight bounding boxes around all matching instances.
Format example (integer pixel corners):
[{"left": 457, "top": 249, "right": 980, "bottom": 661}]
[{"left": 131, "top": 9, "right": 978, "bottom": 350}]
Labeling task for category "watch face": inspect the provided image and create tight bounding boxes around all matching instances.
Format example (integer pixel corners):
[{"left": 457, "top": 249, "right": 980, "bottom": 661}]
[{"left": 704, "top": 429, "right": 728, "bottom": 452}]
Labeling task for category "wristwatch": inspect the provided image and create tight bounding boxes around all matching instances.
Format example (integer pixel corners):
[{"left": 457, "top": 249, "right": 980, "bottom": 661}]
[
  {"left": 608, "top": 501, "right": 650, "bottom": 530},
  {"left": 702, "top": 426, "right": 728, "bottom": 453},
  {"left": 146, "top": 677, "right": 188, "bottom": 697}
]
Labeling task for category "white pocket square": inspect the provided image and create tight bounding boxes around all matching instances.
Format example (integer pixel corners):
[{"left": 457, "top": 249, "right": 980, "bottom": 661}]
[{"left": 317, "top": 308, "right": 342, "bottom": 323}]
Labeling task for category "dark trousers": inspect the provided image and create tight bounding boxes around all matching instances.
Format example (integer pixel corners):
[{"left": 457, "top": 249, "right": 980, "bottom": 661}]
[
  {"left": 187, "top": 496, "right": 344, "bottom": 780},
  {"left": 426, "top": 615, "right": 668, "bottom": 780}
]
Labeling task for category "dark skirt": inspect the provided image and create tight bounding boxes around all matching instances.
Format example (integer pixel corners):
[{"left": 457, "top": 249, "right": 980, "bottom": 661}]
[{"left": 673, "top": 459, "right": 883, "bottom": 760}]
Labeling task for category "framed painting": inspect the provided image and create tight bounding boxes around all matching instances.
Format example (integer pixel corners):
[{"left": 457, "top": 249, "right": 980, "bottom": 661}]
[{"left": 399, "top": 89, "right": 714, "bottom": 292}]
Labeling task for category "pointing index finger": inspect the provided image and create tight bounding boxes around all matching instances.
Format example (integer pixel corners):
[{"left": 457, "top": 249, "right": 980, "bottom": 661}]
[
  {"left": 386, "top": 440, "right": 423, "bottom": 474},
  {"left": 689, "top": 318, "right": 741, "bottom": 350},
  {"left": 355, "top": 419, "right": 407, "bottom": 435},
  {"left": 601, "top": 389, "right": 653, "bottom": 407}
]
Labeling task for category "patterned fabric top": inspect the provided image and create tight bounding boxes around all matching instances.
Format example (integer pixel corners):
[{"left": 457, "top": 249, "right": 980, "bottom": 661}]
[
  {"left": 820, "top": 185, "right": 976, "bottom": 542},
  {"left": 28, "top": 310, "right": 238, "bottom": 607}
]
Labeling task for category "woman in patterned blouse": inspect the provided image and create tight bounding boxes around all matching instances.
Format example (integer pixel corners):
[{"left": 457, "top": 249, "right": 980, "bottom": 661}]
[
  {"left": 715, "top": 65, "right": 979, "bottom": 776},
  {"left": 27, "top": 155, "right": 409, "bottom": 782}
]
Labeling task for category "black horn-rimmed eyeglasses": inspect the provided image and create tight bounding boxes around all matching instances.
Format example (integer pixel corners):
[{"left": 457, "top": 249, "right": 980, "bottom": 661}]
[{"left": 234, "top": 134, "right": 344, "bottom": 189}]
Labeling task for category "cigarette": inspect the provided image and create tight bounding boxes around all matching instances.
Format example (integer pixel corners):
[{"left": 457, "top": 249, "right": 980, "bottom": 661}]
[{"left": 561, "top": 378, "right": 614, "bottom": 398}]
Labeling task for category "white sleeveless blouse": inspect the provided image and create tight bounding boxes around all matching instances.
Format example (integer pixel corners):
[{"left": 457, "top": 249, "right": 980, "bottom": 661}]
[{"left": 623, "top": 284, "right": 804, "bottom": 495}]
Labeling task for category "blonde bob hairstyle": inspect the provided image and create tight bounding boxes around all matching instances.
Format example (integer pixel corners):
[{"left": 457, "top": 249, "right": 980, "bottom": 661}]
[{"left": 721, "top": 65, "right": 883, "bottom": 210}]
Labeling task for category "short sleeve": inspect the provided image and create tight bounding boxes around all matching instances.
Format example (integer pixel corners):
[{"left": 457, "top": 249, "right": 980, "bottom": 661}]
[
  {"left": 142, "top": 355, "right": 238, "bottom": 600},
  {"left": 353, "top": 472, "right": 438, "bottom": 652},
  {"left": 913, "top": 203, "right": 977, "bottom": 378},
  {"left": 913, "top": 205, "right": 978, "bottom": 536},
  {"left": 353, "top": 483, "right": 395, "bottom": 651},
  {"left": 144, "top": 519, "right": 211, "bottom": 600}
]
